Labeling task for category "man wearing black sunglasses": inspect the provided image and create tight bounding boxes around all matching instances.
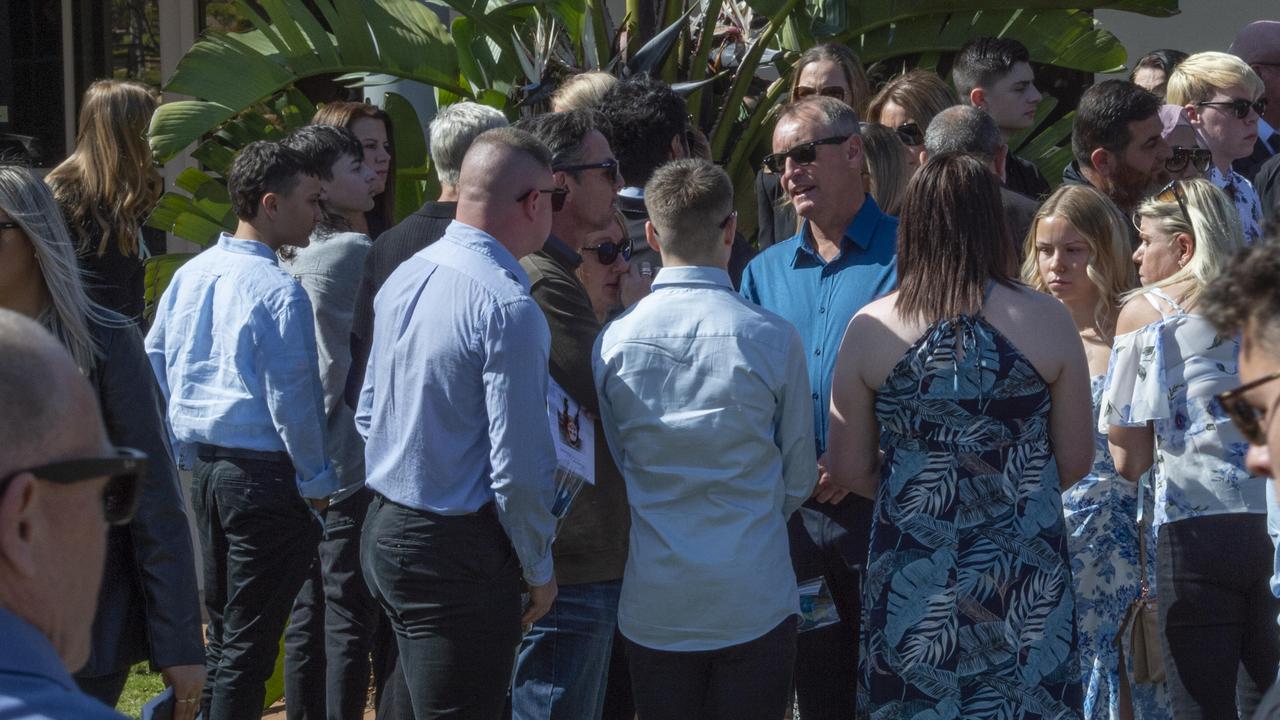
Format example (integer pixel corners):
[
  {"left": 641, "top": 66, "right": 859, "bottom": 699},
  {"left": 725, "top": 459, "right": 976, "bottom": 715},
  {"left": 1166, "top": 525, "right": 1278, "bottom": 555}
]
[
  {"left": 509, "top": 110, "right": 633, "bottom": 720},
  {"left": 0, "top": 310, "right": 138, "bottom": 718}
]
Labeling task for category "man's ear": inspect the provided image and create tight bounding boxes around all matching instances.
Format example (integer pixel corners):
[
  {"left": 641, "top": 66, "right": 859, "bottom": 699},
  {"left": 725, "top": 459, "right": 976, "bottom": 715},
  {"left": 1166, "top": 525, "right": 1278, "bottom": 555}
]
[
  {"left": 669, "top": 133, "right": 686, "bottom": 161},
  {"left": 969, "top": 87, "right": 987, "bottom": 109},
  {"left": 644, "top": 220, "right": 661, "bottom": 254},
  {"left": 1089, "top": 147, "right": 1115, "bottom": 176},
  {"left": 0, "top": 474, "right": 41, "bottom": 579},
  {"left": 722, "top": 212, "right": 737, "bottom": 247},
  {"left": 1183, "top": 103, "right": 1203, "bottom": 128},
  {"left": 260, "top": 191, "right": 280, "bottom": 222}
]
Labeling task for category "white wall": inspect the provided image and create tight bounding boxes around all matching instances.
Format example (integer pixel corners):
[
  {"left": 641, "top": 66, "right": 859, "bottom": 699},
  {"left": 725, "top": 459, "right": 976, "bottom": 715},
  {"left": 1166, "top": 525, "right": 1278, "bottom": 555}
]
[{"left": 1096, "top": 6, "right": 1277, "bottom": 78}]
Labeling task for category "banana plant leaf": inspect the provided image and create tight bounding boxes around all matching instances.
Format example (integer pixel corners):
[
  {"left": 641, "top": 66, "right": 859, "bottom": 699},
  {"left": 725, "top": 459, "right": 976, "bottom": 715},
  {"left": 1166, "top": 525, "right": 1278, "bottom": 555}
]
[
  {"left": 834, "top": 0, "right": 1177, "bottom": 40},
  {"left": 142, "top": 253, "right": 198, "bottom": 323},
  {"left": 383, "top": 92, "right": 437, "bottom": 220},
  {"left": 625, "top": 2, "right": 698, "bottom": 78}
]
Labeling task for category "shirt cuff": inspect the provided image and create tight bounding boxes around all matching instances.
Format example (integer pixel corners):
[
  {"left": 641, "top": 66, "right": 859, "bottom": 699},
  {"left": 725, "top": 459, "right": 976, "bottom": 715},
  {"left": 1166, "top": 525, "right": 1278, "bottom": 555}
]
[
  {"left": 296, "top": 465, "right": 340, "bottom": 500},
  {"left": 521, "top": 551, "right": 555, "bottom": 587}
]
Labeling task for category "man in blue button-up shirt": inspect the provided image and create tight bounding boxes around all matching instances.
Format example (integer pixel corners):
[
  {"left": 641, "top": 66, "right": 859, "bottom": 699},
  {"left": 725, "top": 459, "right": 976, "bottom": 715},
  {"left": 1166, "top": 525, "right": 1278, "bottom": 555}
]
[
  {"left": 356, "top": 127, "right": 560, "bottom": 719},
  {"left": 595, "top": 159, "right": 816, "bottom": 720},
  {"left": 146, "top": 141, "right": 334, "bottom": 720},
  {"left": 740, "top": 96, "right": 898, "bottom": 720}
]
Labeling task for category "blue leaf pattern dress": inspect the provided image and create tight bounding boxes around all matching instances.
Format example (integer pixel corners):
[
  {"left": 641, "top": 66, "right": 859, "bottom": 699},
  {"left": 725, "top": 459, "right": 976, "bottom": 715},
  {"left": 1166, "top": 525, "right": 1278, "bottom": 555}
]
[
  {"left": 859, "top": 314, "right": 1081, "bottom": 719},
  {"left": 1062, "top": 376, "right": 1171, "bottom": 719}
]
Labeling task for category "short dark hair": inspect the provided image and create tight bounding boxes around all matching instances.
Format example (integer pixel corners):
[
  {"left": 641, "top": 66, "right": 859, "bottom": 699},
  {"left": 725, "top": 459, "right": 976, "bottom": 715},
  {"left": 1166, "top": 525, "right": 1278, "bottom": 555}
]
[
  {"left": 924, "top": 105, "right": 1003, "bottom": 163},
  {"left": 895, "top": 152, "right": 1013, "bottom": 322},
  {"left": 953, "top": 37, "right": 1031, "bottom": 99},
  {"left": 1071, "top": 79, "right": 1162, "bottom": 169},
  {"left": 1203, "top": 223, "right": 1280, "bottom": 353},
  {"left": 597, "top": 75, "right": 687, "bottom": 187},
  {"left": 227, "top": 141, "right": 316, "bottom": 220},
  {"left": 280, "top": 125, "right": 363, "bottom": 182},
  {"left": 514, "top": 109, "right": 599, "bottom": 170},
  {"left": 1129, "top": 49, "right": 1189, "bottom": 81}
]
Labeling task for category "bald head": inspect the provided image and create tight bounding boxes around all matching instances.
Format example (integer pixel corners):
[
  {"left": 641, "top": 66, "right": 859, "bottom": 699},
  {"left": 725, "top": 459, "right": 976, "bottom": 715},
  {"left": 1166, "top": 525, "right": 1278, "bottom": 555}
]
[{"left": 456, "top": 127, "right": 556, "bottom": 258}]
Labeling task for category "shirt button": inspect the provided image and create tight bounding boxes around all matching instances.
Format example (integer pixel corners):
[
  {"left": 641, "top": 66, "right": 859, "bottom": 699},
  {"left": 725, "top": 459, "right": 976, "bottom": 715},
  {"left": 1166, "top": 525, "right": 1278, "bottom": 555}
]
[
  {"left": 814, "top": 348, "right": 821, "bottom": 356},
  {"left": 818, "top": 307, "right": 826, "bottom": 314},
  {"left": 812, "top": 393, "right": 819, "bottom": 400}
]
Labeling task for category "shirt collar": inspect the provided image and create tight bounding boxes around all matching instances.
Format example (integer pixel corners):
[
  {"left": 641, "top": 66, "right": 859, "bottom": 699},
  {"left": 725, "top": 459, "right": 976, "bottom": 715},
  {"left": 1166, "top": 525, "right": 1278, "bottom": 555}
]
[
  {"left": 0, "top": 607, "right": 77, "bottom": 692},
  {"left": 542, "top": 234, "right": 583, "bottom": 270},
  {"left": 792, "top": 194, "right": 884, "bottom": 266},
  {"left": 442, "top": 220, "right": 531, "bottom": 291},
  {"left": 651, "top": 265, "right": 733, "bottom": 290},
  {"left": 217, "top": 233, "right": 279, "bottom": 264}
]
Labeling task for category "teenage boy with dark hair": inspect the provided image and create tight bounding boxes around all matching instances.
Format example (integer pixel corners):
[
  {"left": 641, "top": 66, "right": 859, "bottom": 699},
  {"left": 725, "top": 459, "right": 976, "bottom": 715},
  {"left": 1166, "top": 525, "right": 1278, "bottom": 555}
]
[
  {"left": 146, "top": 140, "right": 333, "bottom": 720},
  {"left": 952, "top": 36, "right": 1050, "bottom": 199}
]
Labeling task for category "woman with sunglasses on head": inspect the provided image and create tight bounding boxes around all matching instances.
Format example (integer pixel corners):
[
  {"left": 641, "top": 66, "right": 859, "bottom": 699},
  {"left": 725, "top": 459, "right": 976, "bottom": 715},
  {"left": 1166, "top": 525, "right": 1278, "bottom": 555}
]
[
  {"left": 1101, "top": 178, "right": 1278, "bottom": 718},
  {"left": 1167, "top": 52, "right": 1267, "bottom": 244},
  {"left": 1022, "top": 184, "right": 1173, "bottom": 720},
  {"left": 0, "top": 165, "right": 205, "bottom": 717},
  {"left": 866, "top": 69, "right": 960, "bottom": 174},
  {"left": 756, "top": 43, "right": 871, "bottom": 250}
]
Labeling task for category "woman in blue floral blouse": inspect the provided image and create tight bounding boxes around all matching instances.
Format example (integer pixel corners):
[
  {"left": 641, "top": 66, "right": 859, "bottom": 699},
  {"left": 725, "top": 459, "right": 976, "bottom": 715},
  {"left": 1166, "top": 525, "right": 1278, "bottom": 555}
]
[{"left": 1101, "top": 178, "right": 1277, "bottom": 717}]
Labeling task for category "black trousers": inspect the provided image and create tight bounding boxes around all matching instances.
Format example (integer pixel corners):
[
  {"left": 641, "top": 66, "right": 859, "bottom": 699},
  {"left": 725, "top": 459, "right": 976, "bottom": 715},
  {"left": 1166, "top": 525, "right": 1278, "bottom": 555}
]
[
  {"left": 192, "top": 448, "right": 321, "bottom": 720},
  {"left": 361, "top": 493, "right": 522, "bottom": 720},
  {"left": 626, "top": 616, "right": 798, "bottom": 720},
  {"left": 1158, "top": 513, "right": 1280, "bottom": 719},
  {"left": 788, "top": 494, "right": 872, "bottom": 720}
]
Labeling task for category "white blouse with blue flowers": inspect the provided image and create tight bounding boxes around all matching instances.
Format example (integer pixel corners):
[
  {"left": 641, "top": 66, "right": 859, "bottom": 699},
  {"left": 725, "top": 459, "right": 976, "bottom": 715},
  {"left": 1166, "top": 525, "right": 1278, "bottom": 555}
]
[{"left": 1098, "top": 287, "right": 1266, "bottom": 528}]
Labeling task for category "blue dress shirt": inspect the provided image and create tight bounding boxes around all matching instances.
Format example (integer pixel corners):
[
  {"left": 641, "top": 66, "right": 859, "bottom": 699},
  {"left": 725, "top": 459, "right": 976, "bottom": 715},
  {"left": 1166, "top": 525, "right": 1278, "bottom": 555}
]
[
  {"left": 594, "top": 265, "right": 817, "bottom": 652},
  {"left": 145, "top": 234, "right": 336, "bottom": 499},
  {"left": 739, "top": 195, "right": 898, "bottom": 455},
  {"left": 356, "top": 221, "right": 559, "bottom": 586},
  {"left": 0, "top": 608, "right": 126, "bottom": 719}
]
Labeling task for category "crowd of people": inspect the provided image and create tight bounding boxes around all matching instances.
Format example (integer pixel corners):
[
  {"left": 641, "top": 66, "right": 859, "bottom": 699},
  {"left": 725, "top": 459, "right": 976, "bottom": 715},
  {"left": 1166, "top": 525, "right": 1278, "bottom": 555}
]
[{"left": 3, "top": 16, "right": 1280, "bottom": 720}]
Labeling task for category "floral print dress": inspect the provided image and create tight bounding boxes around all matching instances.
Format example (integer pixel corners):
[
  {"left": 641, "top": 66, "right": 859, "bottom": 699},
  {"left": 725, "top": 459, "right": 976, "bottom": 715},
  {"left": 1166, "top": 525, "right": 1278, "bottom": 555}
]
[
  {"left": 860, "top": 314, "right": 1081, "bottom": 719},
  {"left": 1062, "top": 376, "right": 1171, "bottom": 719}
]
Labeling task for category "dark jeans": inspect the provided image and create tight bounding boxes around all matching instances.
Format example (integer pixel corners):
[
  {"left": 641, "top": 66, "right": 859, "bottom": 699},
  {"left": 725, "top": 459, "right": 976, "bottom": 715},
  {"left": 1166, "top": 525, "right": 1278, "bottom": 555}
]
[
  {"left": 626, "top": 616, "right": 798, "bottom": 720},
  {"left": 285, "top": 486, "right": 380, "bottom": 720},
  {"left": 361, "top": 492, "right": 522, "bottom": 720},
  {"left": 1158, "top": 513, "right": 1280, "bottom": 719},
  {"left": 787, "top": 494, "right": 872, "bottom": 720},
  {"left": 192, "top": 449, "right": 321, "bottom": 720}
]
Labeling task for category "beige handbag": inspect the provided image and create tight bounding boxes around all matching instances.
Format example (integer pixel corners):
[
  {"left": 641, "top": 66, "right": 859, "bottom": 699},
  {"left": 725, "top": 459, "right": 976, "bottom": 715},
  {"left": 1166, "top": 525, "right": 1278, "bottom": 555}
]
[{"left": 1116, "top": 477, "right": 1165, "bottom": 684}]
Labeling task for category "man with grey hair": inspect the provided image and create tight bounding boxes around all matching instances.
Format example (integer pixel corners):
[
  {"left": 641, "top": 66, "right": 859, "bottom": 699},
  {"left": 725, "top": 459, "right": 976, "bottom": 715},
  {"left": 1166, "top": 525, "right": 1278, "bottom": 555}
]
[
  {"left": 347, "top": 100, "right": 508, "bottom": 405},
  {"left": 0, "top": 309, "right": 138, "bottom": 719},
  {"left": 925, "top": 104, "right": 1039, "bottom": 258},
  {"left": 739, "top": 95, "right": 897, "bottom": 719},
  {"left": 357, "top": 127, "right": 561, "bottom": 719},
  {"left": 594, "top": 159, "right": 814, "bottom": 719}
]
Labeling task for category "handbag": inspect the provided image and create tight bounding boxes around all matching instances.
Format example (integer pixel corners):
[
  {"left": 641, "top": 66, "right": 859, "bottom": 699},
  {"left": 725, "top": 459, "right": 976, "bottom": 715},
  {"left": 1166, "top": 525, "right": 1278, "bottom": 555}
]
[{"left": 1116, "top": 474, "right": 1166, "bottom": 684}]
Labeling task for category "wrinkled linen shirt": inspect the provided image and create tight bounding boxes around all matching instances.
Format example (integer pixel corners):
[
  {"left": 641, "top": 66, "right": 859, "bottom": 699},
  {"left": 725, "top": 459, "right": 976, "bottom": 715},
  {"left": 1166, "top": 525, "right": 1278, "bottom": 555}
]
[
  {"left": 145, "top": 233, "right": 336, "bottom": 499},
  {"left": 594, "top": 265, "right": 817, "bottom": 651},
  {"left": 356, "top": 221, "right": 558, "bottom": 585}
]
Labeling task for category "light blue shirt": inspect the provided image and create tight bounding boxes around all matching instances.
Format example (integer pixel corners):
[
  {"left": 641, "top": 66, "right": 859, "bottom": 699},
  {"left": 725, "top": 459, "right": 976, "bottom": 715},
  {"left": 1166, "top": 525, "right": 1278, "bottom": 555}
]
[
  {"left": 145, "top": 234, "right": 336, "bottom": 499},
  {"left": 0, "top": 608, "right": 126, "bottom": 719},
  {"left": 594, "top": 265, "right": 817, "bottom": 651},
  {"left": 356, "top": 221, "right": 558, "bottom": 585}
]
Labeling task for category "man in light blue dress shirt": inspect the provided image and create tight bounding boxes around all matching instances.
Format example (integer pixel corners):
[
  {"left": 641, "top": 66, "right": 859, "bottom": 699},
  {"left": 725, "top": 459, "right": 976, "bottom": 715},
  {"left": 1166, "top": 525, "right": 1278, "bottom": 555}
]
[
  {"left": 593, "top": 159, "right": 816, "bottom": 720},
  {"left": 146, "top": 141, "right": 336, "bottom": 720},
  {"left": 356, "top": 127, "right": 561, "bottom": 720}
]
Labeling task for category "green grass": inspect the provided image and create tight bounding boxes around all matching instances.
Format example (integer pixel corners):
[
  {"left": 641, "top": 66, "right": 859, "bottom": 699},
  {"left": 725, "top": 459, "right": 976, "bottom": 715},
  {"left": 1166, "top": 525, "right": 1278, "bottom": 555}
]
[{"left": 118, "top": 662, "right": 167, "bottom": 719}]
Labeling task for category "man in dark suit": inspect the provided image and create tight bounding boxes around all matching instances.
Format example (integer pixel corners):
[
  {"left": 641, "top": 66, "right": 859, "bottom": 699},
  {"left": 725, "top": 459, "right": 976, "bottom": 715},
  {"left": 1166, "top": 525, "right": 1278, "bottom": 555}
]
[
  {"left": 924, "top": 105, "right": 1041, "bottom": 262},
  {"left": 1230, "top": 21, "right": 1280, "bottom": 183}
]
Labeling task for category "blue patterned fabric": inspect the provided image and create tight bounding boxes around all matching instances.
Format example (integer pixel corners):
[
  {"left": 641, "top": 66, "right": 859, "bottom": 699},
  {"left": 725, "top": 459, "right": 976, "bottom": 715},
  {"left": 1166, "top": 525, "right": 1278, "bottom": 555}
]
[
  {"left": 860, "top": 314, "right": 1081, "bottom": 718},
  {"left": 1063, "top": 376, "right": 1171, "bottom": 719}
]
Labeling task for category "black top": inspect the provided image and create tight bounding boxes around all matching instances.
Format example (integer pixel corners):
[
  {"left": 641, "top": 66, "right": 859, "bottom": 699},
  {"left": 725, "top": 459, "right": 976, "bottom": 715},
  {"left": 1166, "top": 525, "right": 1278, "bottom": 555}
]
[
  {"left": 1005, "top": 152, "right": 1052, "bottom": 201},
  {"left": 1256, "top": 152, "right": 1280, "bottom": 226},
  {"left": 1233, "top": 135, "right": 1280, "bottom": 185},
  {"left": 69, "top": 216, "right": 164, "bottom": 325},
  {"left": 346, "top": 200, "right": 457, "bottom": 409}
]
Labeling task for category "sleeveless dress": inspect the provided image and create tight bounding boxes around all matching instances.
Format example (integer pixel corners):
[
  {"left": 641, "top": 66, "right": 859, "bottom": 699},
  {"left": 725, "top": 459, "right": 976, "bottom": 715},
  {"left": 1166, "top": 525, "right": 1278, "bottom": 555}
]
[
  {"left": 1062, "top": 377, "right": 1170, "bottom": 719},
  {"left": 859, "top": 312, "right": 1081, "bottom": 719}
]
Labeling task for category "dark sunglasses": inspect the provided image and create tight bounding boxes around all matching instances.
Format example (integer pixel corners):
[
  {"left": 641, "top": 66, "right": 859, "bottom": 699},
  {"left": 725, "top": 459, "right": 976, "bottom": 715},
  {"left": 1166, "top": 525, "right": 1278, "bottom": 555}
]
[
  {"left": 1165, "top": 146, "right": 1213, "bottom": 174},
  {"left": 554, "top": 158, "right": 620, "bottom": 185},
  {"left": 1216, "top": 371, "right": 1280, "bottom": 445},
  {"left": 795, "top": 86, "right": 848, "bottom": 102},
  {"left": 894, "top": 122, "right": 925, "bottom": 147},
  {"left": 582, "top": 235, "right": 633, "bottom": 265},
  {"left": 0, "top": 447, "right": 146, "bottom": 525},
  {"left": 516, "top": 186, "right": 569, "bottom": 212},
  {"left": 1197, "top": 97, "right": 1267, "bottom": 120},
  {"left": 1153, "top": 179, "right": 1192, "bottom": 227},
  {"left": 762, "top": 135, "right": 850, "bottom": 173},
  {"left": 0, "top": 221, "right": 21, "bottom": 231}
]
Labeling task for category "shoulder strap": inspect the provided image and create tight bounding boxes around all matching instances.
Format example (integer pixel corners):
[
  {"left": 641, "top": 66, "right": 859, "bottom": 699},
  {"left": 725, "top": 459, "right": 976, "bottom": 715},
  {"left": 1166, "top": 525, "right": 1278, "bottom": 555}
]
[{"left": 1146, "top": 287, "right": 1186, "bottom": 315}]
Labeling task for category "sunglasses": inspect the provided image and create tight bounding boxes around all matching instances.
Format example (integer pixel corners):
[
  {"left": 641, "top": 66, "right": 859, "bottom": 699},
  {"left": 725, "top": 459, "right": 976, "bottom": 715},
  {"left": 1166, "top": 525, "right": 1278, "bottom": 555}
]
[
  {"left": 582, "top": 235, "right": 633, "bottom": 265},
  {"left": 894, "top": 122, "right": 925, "bottom": 147},
  {"left": 516, "top": 186, "right": 568, "bottom": 212},
  {"left": 795, "top": 86, "right": 848, "bottom": 102},
  {"left": 1216, "top": 371, "right": 1280, "bottom": 445},
  {"left": 1154, "top": 179, "right": 1192, "bottom": 227},
  {"left": 762, "top": 135, "right": 850, "bottom": 173},
  {"left": 1197, "top": 97, "right": 1267, "bottom": 120},
  {"left": 554, "top": 158, "right": 620, "bottom": 185},
  {"left": 0, "top": 447, "right": 146, "bottom": 525},
  {"left": 1165, "top": 146, "right": 1213, "bottom": 174},
  {"left": 0, "top": 221, "right": 21, "bottom": 231}
]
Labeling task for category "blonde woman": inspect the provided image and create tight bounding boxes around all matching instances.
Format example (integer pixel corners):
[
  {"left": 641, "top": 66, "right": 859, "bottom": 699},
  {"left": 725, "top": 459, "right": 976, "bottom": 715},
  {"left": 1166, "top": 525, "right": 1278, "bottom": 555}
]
[
  {"left": 1023, "top": 185, "right": 1171, "bottom": 720},
  {"left": 858, "top": 122, "right": 910, "bottom": 216},
  {"left": 866, "top": 69, "right": 959, "bottom": 172},
  {"left": 46, "top": 80, "right": 162, "bottom": 322},
  {"left": 1100, "top": 178, "right": 1277, "bottom": 716}
]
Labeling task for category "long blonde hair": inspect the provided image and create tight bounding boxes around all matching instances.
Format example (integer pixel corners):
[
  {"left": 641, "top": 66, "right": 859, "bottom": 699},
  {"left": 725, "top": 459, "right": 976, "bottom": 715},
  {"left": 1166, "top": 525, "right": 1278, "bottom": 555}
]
[
  {"left": 1131, "top": 178, "right": 1241, "bottom": 307},
  {"left": 858, "top": 123, "right": 909, "bottom": 216},
  {"left": 1021, "top": 184, "right": 1136, "bottom": 338},
  {"left": 0, "top": 165, "right": 104, "bottom": 373},
  {"left": 46, "top": 79, "right": 162, "bottom": 257}
]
